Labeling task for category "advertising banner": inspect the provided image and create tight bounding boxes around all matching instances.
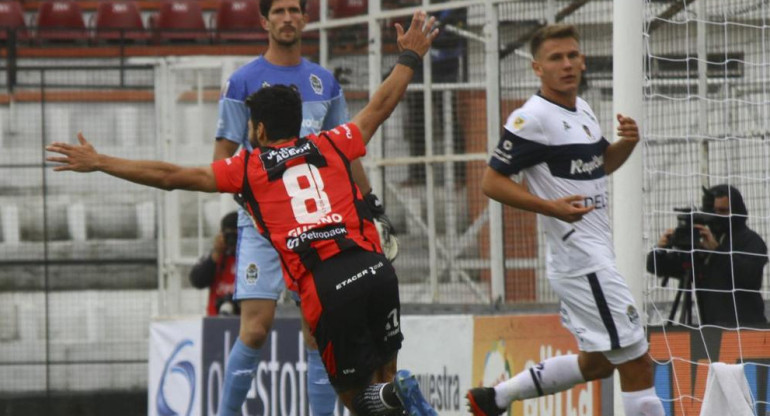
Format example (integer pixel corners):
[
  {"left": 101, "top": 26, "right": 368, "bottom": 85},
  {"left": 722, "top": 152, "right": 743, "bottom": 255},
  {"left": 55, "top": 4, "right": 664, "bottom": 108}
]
[
  {"left": 472, "top": 314, "right": 602, "bottom": 416},
  {"left": 399, "top": 315, "right": 474, "bottom": 416},
  {"left": 201, "top": 316, "right": 349, "bottom": 416},
  {"left": 648, "top": 327, "right": 770, "bottom": 416},
  {"left": 149, "top": 317, "right": 203, "bottom": 416}
]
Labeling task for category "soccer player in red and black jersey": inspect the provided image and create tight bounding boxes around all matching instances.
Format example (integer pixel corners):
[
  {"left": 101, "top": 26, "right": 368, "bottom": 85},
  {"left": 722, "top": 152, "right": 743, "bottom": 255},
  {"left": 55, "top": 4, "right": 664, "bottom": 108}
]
[{"left": 47, "top": 10, "right": 439, "bottom": 416}]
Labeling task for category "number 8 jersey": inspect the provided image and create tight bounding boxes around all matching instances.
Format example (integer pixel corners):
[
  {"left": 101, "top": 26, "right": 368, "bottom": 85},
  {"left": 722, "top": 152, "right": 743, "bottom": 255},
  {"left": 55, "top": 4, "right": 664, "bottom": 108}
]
[{"left": 211, "top": 122, "right": 382, "bottom": 290}]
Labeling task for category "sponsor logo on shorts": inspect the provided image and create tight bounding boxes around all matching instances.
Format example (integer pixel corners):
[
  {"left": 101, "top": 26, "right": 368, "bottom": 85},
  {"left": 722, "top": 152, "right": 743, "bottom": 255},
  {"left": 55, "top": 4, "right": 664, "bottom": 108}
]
[
  {"left": 342, "top": 368, "right": 356, "bottom": 375},
  {"left": 245, "top": 263, "right": 259, "bottom": 285},
  {"left": 627, "top": 305, "right": 640, "bottom": 326},
  {"left": 335, "top": 261, "right": 384, "bottom": 291}
]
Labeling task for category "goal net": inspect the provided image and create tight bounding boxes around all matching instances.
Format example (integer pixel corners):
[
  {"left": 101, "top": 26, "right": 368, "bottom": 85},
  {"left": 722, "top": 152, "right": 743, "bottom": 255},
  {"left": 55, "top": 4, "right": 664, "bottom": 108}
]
[{"left": 643, "top": 0, "right": 770, "bottom": 414}]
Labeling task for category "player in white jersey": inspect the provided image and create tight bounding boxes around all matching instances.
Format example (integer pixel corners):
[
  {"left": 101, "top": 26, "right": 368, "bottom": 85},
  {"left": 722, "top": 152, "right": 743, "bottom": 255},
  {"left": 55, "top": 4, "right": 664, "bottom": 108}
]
[{"left": 466, "top": 24, "right": 664, "bottom": 416}]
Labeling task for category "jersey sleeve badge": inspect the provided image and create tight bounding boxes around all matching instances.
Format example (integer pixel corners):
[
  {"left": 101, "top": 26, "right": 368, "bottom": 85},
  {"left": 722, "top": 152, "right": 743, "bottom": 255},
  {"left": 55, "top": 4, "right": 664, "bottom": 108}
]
[{"left": 513, "top": 115, "right": 525, "bottom": 130}]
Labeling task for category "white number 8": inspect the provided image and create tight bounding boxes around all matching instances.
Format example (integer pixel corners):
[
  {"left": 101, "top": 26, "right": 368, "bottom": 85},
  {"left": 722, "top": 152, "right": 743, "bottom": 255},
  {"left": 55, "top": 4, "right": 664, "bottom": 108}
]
[{"left": 283, "top": 164, "right": 332, "bottom": 224}]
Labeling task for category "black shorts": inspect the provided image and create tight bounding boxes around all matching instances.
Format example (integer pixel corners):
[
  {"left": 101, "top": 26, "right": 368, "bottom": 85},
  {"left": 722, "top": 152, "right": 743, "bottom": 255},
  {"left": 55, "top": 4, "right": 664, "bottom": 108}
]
[{"left": 308, "top": 248, "right": 403, "bottom": 391}]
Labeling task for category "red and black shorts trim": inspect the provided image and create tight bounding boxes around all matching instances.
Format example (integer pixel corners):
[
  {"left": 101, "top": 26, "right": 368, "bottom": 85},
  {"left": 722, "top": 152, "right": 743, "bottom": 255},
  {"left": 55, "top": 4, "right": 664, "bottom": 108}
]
[{"left": 305, "top": 248, "right": 403, "bottom": 391}]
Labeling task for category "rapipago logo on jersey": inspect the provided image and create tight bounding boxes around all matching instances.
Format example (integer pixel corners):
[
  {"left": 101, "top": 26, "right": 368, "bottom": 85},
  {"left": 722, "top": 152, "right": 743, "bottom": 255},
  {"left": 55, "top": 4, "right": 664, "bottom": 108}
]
[
  {"left": 156, "top": 339, "right": 196, "bottom": 416},
  {"left": 245, "top": 263, "right": 258, "bottom": 285},
  {"left": 570, "top": 154, "right": 604, "bottom": 176},
  {"left": 481, "top": 340, "right": 512, "bottom": 395},
  {"left": 309, "top": 73, "right": 323, "bottom": 95}
]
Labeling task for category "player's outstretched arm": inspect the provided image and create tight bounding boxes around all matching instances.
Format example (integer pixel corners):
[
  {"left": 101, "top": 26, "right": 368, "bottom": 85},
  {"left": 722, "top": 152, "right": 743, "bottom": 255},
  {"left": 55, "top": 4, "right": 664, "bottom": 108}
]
[
  {"left": 353, "top": 10, "right": 439, "bottom": 144},
  {"left": 604, "top": 113, "right": 640, "bottom": 175},
  {"left": 481, "top": 167, "right": 593, "bottom": 223},
  {"left": 46, "top": 132, "right": 218, "bottom": 192}
]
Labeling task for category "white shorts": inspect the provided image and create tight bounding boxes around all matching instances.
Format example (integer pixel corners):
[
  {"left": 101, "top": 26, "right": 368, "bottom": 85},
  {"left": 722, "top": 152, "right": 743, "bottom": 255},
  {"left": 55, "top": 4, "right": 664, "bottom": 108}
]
[{"left": 549, "top": 266, "right": 647, "bottom": 353}]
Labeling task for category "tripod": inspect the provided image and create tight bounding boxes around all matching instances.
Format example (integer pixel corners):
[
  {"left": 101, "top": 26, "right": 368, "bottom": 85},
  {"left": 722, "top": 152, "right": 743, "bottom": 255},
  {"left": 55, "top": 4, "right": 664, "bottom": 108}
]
[{"left": 664, "top": 272, "right": 695, "bottom": 326}]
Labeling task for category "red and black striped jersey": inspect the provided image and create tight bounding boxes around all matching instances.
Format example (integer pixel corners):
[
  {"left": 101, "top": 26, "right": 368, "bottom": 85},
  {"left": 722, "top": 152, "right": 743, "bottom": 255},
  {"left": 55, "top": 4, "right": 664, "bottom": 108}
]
[{"left": 211, "top": 122, "right": 382, "bottom": 290}]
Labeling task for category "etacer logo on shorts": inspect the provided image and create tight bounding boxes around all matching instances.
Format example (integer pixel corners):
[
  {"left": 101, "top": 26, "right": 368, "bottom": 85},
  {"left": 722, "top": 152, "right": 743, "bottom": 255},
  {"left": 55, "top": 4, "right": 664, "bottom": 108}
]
[
  {"left": 336, "top": 261, "right": 384, "bottom": 291},
  {"left": 570, "top": 154, "right": 604, "bottom": 176},
  {"left": 286, "top": 224, "right": 347, "bottom": 250}
]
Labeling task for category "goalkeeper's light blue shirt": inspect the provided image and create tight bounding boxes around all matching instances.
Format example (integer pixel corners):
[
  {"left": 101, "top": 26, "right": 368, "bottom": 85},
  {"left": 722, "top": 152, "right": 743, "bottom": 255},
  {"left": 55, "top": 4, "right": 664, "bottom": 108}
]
[{"left": 216, "top": 56, "right": 349, "bottom": 227}]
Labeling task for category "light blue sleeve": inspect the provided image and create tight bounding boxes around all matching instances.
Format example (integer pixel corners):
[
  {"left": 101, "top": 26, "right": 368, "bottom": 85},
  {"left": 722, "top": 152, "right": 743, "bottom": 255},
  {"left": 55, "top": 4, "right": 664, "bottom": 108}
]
[
  {"left": 215, "top": 76, "right": 250, "bottom": 146},
  {"left": 216, "top": 98, "right": 250, "bottom": 146},
  {"left": 322, "top": 85, "right": 349, "bottom": 130}
]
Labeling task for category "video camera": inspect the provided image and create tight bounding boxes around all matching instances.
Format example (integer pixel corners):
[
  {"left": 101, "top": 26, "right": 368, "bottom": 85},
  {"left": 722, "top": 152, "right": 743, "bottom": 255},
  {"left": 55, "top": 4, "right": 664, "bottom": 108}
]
[
  {"left": 668, "top": 187, "right": 720, "bottom": 250},
  {"left": 669, "top": 207, "right": 717, "bottom": 250}
]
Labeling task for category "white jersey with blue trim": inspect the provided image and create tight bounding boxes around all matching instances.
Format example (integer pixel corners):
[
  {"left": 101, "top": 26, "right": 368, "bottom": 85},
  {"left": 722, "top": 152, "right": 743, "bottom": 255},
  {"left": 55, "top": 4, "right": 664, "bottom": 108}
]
[
  {"left": 489, "top": 93, "right": 614, "bottom": 278},
  {"left": 216, "top": 56, "right": 349, "bottom": 227}
]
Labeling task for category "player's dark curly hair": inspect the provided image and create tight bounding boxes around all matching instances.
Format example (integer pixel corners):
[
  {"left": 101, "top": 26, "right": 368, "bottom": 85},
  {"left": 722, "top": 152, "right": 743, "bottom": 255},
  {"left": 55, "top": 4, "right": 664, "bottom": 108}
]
[
  {"left": 244, "top": 85, "right": 302, "bottom": 143},
  {"left": 259, "top": 0, "right": 307, "bottom": 19}
]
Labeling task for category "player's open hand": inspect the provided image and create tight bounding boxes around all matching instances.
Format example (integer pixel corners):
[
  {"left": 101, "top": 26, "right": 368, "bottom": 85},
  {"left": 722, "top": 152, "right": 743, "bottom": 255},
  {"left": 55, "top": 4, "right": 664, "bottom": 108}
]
[
  {"left": 549, "top": 195, "right": 594, "bottom": 223},
  {"left": 616, "top": 114, "right": 639, "bottom": 144},
  {"left": 46, "top": 132, "right": 100, "bottom": 172},
  {"left": 395, "top": 10, "right": 439, "bottom": 58}
]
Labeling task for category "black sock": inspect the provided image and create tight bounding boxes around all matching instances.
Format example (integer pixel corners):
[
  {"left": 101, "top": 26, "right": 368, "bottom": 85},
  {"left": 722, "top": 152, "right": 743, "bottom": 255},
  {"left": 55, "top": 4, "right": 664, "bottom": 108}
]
[{"left": 353, "top": 383, "right": 402, "bottom": 415}]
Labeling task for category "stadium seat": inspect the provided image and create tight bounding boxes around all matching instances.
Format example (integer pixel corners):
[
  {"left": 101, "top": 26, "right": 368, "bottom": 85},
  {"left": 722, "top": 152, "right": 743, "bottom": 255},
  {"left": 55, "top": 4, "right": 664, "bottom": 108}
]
[
  {"left": 150, "top": 0, "right": 209, "bottom": 43},
  {"left": 35, "top": 0, "right": 89, "bottom": 42},
  {"left": 93, "top": 1, "right": 150, "bottom": 42},
  {"left": 212, "top": 0, "right": 266, "bottom": 42},
  {"left": 330, "top": 0, "right": 366, "bottom": 18},
  {"left": 305, "top": 0, "right": 319, "bottom": 22},
  {"left": 0, "top": 1, "right": 29, "bottom": 41}
]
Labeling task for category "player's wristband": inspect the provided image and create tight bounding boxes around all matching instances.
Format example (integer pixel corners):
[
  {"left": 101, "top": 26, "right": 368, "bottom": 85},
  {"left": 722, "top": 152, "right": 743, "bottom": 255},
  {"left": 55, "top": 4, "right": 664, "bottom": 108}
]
[{"left": 397, "top": 49, "right": 421, "bottom": 70}]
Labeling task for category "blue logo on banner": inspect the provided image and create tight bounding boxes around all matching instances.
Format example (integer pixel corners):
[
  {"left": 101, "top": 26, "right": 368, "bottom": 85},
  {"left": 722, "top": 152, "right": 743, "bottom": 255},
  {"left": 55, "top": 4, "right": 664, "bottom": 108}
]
[{"left": 156, "top": 339, "right": 196, "bottom": 416}]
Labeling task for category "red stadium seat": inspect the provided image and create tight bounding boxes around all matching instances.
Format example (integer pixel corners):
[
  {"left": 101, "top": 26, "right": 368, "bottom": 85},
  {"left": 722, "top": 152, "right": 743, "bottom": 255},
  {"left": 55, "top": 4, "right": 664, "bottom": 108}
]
[
  {"left": 213, "top": 0, "right": 266, "bottom": 42},
  {"left": 305, "top": 0, "right": 319, "bottom": 22},
  {"left": 330, "top": 0, "right": 366, "bottom": 18},
  {"left": 36, "top": 0, "right": 89, "bottom": 42},
  {"left": 150, "top": 0, "right": 208, "bottom": 42},
  {"left": 93, "top": 1, "right": 150, "bottom": 42},
  {"left": 0, "top": 1, "right": 28, "bottom": 41}
]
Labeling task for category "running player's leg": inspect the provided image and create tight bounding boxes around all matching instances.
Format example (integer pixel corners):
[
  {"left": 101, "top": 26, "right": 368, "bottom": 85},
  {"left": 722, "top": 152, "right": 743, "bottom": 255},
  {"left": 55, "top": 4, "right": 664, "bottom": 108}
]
[
  {"left": 305, "top": 248, "right": 435, "bottom": 415},
  {"left": 301, "top": 317, "right": 337, "bottom": 416},
  {"left": 606, "top": 344, "right": 663, "bottom": 416},
  {"left": 468, "top": 267, "right": 657, "bottom": 416},
  {"left": 218, "top": 224, "right": 285, "bottom": 416}
]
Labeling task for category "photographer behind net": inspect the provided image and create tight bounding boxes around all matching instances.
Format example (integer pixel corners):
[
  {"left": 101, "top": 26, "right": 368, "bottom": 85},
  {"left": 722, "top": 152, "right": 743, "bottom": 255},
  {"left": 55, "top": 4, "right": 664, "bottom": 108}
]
[
  {"left": 647, "top": 185, "right": 768, "bottom": 327},
  {"left": 189, "top": 211, "right": 240, "bottom": 316}
]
